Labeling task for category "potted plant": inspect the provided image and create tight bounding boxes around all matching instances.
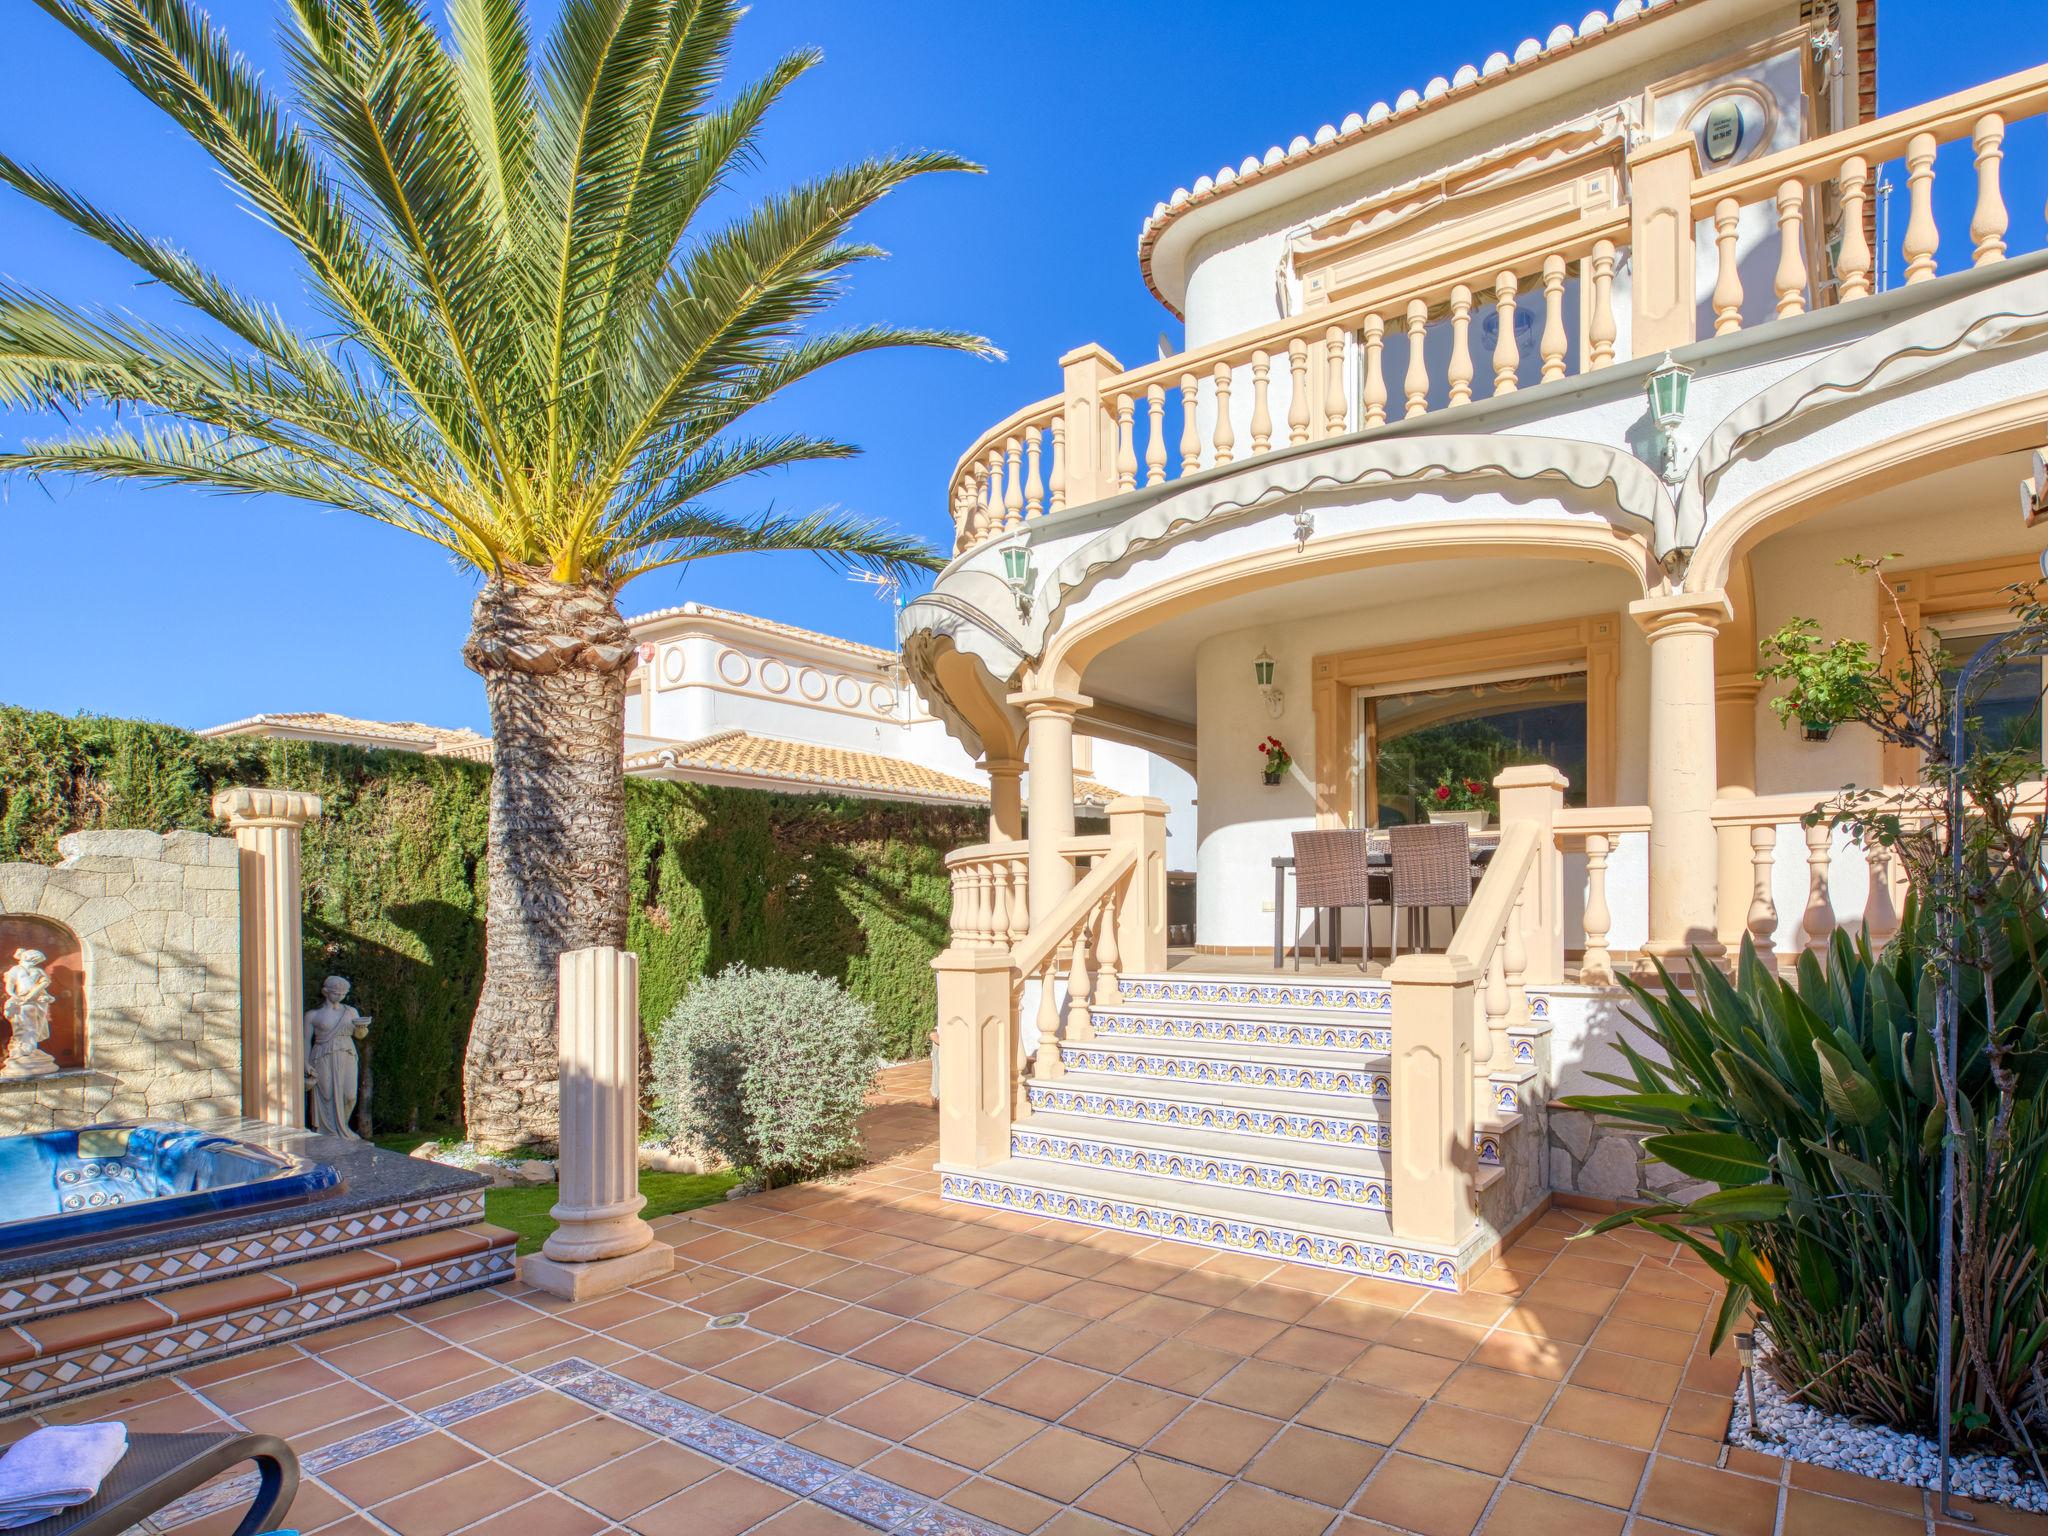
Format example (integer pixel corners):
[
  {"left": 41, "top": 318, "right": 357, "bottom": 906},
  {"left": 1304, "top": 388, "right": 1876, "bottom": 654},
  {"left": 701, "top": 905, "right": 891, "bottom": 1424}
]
[
  {"left": 1427, "top": 776, "right": 1495, "bottom": 829},
  {"left": 1757, "top": 616, "right": 1877, "bottom": 742},
  {"left": 1259, "top": 737, "right": 1292, "bottom": 785}
]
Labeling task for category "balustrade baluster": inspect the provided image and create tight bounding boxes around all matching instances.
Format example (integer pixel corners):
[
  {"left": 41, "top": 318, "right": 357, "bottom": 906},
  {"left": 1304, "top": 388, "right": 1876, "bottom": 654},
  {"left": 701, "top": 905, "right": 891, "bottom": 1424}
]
[
  {"left": 1973, "top": 113, "right": 2008, "bottom": 265},
  {"left": 958, "top": 863, "right": 982, "bottom": 944},
  {"left": 1865, "top": 843, "right": 1901, "bottom": 947},
  {"left": 1024, "top": 427, "right": 1045, "bottom": 519},
  {"left": 1065, "top": 914, "right": 1095, "bottom": 1044},
  {"left": 1323, "top": 325, "right": 1347, "bottom": 437},
  {"left": 1250, "top": 351, "right": 1273, "bottom": 453},
  {"left": 1492, "top": 271, "right": 1520, "bottom": 394},
  {"left": 1748, "top": 824, "right": 1780, "bottom": 965},
  {"left": 1033, "top": 958, "right": 1062, "bottom": 1079},
  {"left": 1212, "top": 362, "right": 1236, "bottom": 464},
  {"left": 1403, "top": 300, "right": 1430, "bottom": 417},
  {"left": 1446, "top": 285, "right": 1474, "bottom": 407},
  {"left": 1802, "top": 820, "right": 1836, "bottom": 953},
  {"left": 1145, "top": 384, "right": 1168, "bottom": 486},
  {"left": 1362, "top": 314, "right": 1388, "bottom": 427},
  {"left": 1113, "top": 394, "right": 1137, "bottom": 493},
  {"left": 1179, "top": 374, "right": 1201, "bottom": 475},
  {"left": 1580, "top": 833, "right": 1614, "bottom": 984},
  {"left": 1774, "top": 180, "right": 1808, "bottom": 319},
  {"left": 1094, "top": 884, "right": 1123, "bottom": 1009},
  {"left": 968, "top": 463, "right": 989, "bottom": 544},
  {"left": 1288, "top": 338, "right": 1311, "bottom": 445},
  {"left": 1588, "top": 241, "right": 1617, "bottom": 369},
  {"left": 1713, "top": 197, "right": 1744, "bottom": 335},
  {"left": 1007, "top": 856, "right": 1030, "bottom": 944},
  {"left": 1904, "top": 131, "right": 1940, "bottom": 284},
  {"left": 1504, "top": 881, "right": 1529, "bottom": 1029},
  {"left": 1540, "top": 255, "right": 1568, "bottom": 382},
  {"left": 985, "top": 448, "right": 1005, "bottom": 536},
  {"left": 987, "top": 863, "right": 1010, "bottom": 947},
  {"left": 1047, "top": 418, "right": 1067, "bottom": 513},
  {"left": 1004, "top": 438, "right": 1024, "bottom": 529},
  {"left": 1838, "top": 155, "right": 1873, "bottom": 302},
  {"left": 1481, "top": 942, "right": 1507, "bottom": 1066}
]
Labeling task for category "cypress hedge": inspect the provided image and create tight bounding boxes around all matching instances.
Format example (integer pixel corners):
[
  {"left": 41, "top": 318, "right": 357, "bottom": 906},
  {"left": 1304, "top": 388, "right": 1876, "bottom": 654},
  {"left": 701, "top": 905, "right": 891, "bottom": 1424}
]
[{"left": 0, "top": 705, "right": 981, "bottom": 1133}]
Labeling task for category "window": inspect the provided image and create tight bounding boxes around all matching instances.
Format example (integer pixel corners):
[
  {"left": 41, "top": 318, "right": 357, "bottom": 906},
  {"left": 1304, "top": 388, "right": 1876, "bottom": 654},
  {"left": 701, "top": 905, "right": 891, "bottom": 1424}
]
[
  {"left": 1362, "top": 669, "right": 1589, "bottom": 825},
  {"left": 1931, "top": 619, "right": 2045, "bottom": 768}
]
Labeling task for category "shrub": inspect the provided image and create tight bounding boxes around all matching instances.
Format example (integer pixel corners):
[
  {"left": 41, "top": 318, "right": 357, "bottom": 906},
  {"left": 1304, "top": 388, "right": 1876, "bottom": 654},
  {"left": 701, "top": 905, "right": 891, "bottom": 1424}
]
[
  {"left": 1562, "top": 927, "right": 2048, "bottom": 1453},
  {"left": 651, "top": 964, "right": 879, "bottom": 1186}
]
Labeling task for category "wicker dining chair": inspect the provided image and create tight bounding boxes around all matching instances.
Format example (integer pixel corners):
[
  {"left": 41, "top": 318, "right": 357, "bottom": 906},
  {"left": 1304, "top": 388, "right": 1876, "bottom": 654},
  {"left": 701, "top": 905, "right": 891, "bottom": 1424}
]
[
  {"left": 1387, "top": 822, "right": 1473, "bottom": 958},
  {"left": 1289, "top": 829, "right": 1384, "bottom": 970}
]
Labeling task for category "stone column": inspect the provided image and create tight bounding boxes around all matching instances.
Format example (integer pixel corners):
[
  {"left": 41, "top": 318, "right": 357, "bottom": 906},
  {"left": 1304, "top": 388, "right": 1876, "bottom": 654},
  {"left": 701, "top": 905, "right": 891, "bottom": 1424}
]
[
  {"left": 212, "top": 787, "right": 322, "bottom": 1127},
  {"left": 521, "top": 946, "right": 675, "bottom": 1300},
  {"left": 1632, "top": 591, "right": 1733, "bottom": 974},
  {"left": 1013, "top": 690, "right": 1090, "bottom": 926},
  {"left": 1715, "top": 673, "right": 1764, "bottom": 949},
  {"left": 986, "top": 757, "right": 1025, "bottom": 844}
]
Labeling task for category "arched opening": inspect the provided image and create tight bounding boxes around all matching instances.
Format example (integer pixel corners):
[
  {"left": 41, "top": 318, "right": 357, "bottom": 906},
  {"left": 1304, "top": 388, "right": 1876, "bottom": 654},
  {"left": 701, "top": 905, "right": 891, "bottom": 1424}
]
[{"left": 0, "top": 916, "right": 86, "bottom": 1071}]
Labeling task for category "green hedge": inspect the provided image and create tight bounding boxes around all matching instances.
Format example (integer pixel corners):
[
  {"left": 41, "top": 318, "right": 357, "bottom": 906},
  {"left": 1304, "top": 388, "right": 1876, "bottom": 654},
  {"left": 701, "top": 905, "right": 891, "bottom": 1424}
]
[{"left": 0, "top": 706, "right": 979, "bottom": 1133}]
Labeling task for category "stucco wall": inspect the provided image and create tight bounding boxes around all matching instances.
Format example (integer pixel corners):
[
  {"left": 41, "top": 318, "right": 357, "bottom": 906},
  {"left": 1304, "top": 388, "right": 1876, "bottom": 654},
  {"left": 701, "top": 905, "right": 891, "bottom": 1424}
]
[{"left": 0, "top": 829, "right": 242, "bottom": 1133}]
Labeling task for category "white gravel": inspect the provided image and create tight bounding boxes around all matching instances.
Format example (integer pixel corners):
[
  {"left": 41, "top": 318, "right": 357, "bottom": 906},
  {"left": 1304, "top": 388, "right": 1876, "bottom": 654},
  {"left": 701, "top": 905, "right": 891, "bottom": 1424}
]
[{"left": 1727, "top": 1350, "right": 2048, "bottom": 1513}]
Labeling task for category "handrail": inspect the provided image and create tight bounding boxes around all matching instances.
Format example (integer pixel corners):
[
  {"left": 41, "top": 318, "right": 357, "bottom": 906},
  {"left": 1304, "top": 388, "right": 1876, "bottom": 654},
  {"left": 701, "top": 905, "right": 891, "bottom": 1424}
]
[
  {"left": 1445, "top": 821, "right": 1539, "bottom": 974},
  {"left": 946, "top": 839, "right": 1028, "bottom": 867},
  {"left": 1013, "top": 844, "right": 1136, "bottom": 980},
  {"left": 1058, "top": 834, "right": 1113, "bottom": 859},
  {"left": 1553, "top": 804, "right": 1651, "bottom": 839}
]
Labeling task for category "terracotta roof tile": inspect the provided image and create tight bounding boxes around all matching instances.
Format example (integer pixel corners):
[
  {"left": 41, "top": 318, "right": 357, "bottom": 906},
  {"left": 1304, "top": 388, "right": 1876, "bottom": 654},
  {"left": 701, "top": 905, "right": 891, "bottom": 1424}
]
[
  {"left": 626, "top": 731, "right": 987, "bottom": 805},
  {"left": 199, "top": 712, "right": 489, "bottom": 757},
  {"left": 624, "top": 602, "right": 897, "bottom": 664}
]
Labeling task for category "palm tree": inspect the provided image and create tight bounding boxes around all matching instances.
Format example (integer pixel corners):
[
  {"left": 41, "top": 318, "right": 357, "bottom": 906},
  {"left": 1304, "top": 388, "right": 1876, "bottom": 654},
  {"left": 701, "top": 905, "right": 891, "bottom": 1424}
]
[{"left": 1, "top": 0, "right": 987, "bottom": 1148}]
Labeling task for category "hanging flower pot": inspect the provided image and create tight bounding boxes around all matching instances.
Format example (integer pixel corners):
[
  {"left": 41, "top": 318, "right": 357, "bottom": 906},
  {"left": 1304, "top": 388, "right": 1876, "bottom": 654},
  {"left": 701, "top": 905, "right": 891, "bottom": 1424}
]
[
  {"left": 1259, "top": 736, "right": 1292, "bottom": 784},
  {"left": 1263, "top": 768, "right": 1284, "bottom": 786},
  {"left": 1801, "top": 718, "right": 1835, "bottom": 743}
]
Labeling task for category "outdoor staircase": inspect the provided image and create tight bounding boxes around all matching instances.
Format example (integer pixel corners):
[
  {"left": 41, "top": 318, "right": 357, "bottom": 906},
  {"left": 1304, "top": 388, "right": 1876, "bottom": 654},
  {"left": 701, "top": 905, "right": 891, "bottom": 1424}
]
[{"left": 939, "top": 971, "right": 1552, "bottom": 1292}]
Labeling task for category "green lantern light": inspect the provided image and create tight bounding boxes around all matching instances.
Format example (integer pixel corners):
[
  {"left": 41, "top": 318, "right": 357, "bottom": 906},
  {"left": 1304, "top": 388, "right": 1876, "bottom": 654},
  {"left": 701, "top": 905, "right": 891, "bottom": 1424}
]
[{"left": 1001, "top": 544, "right": 1035, "bottom": 618}]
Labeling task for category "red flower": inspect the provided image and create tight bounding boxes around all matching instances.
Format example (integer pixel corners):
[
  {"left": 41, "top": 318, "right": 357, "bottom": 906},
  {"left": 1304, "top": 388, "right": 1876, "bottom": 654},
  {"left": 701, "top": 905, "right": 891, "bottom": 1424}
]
[
  {"left": 1435, "top": 785, "right": 1452, "bottom": 801},
  {"left": 1465, "top": 779, "right": 1485, "bottom": 795}
]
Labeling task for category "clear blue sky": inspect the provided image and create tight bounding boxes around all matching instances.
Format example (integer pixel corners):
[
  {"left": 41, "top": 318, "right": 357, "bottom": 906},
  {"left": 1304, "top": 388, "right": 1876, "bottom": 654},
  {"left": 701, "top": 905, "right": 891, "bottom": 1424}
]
[{"left": 3, "top": 1, "right": 2044, "bottom": 734}]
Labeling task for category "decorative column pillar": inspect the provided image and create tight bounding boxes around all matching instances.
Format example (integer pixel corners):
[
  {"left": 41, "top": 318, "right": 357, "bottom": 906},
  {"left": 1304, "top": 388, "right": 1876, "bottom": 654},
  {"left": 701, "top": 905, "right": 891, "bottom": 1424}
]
[
  {"left": 986, "top": 757, "right": 1025, "bottom": 844},
  {"left": 212, "top": 787, "right": 322, "bottom": 1127},
  {"left": 1013, "top": 690, "right": 1091, "bottom": 926},
  {"left": 521, "top": 946, "right": 675, "bottom": 1300},
  {"left": 1715, "top": 673, "right": 1764, "bottom": 949},
  {"left": 1495, "top": 767, "right": 1567, "bottom": 987},
  {"left": 932, "top": 944, "right": 1014, "bottom": 1170},
  {"left": 1627, "top": 133, "right": 1703, "bottom": 356},
  {"left": 1107, "top": 797, "right": 1170, "bottom": 978},
  {"left": 1632, "top": 590, "right": 1733, "bottom": 974}
]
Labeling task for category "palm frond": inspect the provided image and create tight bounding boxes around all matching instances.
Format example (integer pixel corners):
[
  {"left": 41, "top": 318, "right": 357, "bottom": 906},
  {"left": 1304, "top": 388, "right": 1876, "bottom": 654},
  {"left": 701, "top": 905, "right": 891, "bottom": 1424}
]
[{"left": 613, "top": 504, "right": 945, "bottom": 584}]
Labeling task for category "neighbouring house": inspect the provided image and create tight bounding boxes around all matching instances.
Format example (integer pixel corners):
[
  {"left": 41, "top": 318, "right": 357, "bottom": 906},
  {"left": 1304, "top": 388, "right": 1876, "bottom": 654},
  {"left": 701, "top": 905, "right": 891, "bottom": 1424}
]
[
  {"left": 201, "top": 711, "right": 494, "bottom": 760},
  {"left": 904, "top": 0, "right": 2048, "bottom": 1288}
]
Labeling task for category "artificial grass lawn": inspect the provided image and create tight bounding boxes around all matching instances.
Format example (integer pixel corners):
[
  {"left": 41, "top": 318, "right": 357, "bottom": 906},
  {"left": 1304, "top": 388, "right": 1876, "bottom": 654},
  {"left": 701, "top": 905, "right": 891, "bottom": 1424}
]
[{"left": 486, "top": 1169, "right": 741, "bottom": 1254}]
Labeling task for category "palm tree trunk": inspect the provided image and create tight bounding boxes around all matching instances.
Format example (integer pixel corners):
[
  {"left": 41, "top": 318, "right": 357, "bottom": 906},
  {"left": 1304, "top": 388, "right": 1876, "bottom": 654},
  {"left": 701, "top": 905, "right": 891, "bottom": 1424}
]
[{"left": 462, "top": 575, "right": 634, "bottom": 1149}]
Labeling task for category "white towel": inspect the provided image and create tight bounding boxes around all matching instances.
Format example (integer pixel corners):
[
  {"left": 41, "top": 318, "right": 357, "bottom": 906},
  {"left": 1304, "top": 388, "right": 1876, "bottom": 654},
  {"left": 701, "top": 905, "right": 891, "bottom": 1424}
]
[{"left": 0, "top": 1424, "right": 128, "bottom": 1529}]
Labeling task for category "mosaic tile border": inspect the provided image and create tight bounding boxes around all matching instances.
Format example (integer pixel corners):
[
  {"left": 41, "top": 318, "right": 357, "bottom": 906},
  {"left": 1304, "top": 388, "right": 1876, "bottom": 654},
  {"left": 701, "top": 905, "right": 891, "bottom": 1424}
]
[
  {"left": 0, "top": 1245, "right": 514, "bottom": 1412},
  {"left": 940, "top": 1172, "right": 1458, "bottom": 1290},
  {"left": 0, "top": 1189, "right": 488, "bottom": 1325},
  {"left": 1117, "top": 976, "right": 1392, "bottom": 1013},
  {"left": 1009, "top": 1128, "right": 1389, "bottom": 1209},
  {"left": 1026, "top": 1082, "right": 1391, "bottom": 1149},
  {"left": 1059, "top": 1046, "right": 1390, "bottom": 1098},
  {"left": 153, "top": 1357, "right": 1011, "bottom": 1536},
  {"left": 1093, "top": 1012, "right": 1392, "bottom": 1052}
]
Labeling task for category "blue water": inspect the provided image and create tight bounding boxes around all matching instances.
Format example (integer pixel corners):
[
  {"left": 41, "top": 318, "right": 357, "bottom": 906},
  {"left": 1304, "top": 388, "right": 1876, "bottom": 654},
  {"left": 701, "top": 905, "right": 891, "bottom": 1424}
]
[{"left": 0, "top": 1123, "right": 339, "bottom": 1253}]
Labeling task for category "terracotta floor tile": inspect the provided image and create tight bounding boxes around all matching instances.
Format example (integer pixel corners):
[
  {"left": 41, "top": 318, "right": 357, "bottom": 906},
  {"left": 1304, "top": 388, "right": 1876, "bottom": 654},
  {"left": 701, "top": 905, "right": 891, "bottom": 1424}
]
[
  {"left": 767, "top": 1358, "right": 895, "bottom": 1414},
  {"left": 1062, "top": 1379, "right": 1195, "bottom": 1447},
  {"left": 1078, "top": 1454, "right": 1229, "bottom": 1536},
  {"left": 849, "top": 1321, "right": 964, "bottom": 1373},
  {"left": 714, "top": 1338, "right": 832, "bottom": 1390},
  {"left": 606, "top": 1309, "right": 709, "bottom": 1351},
  {"left": 1108, "top": 1293, "right": 1215, "bottom": 1336},
  {"left": 372, "top": 1460, "right": 540, "bottom": 1536},
  {"left": 1226, "top": 1282, "right": 1323, "bottom": 1326},
  {"left": 914, "top": 1337, "right": 1033, "bottom": 1395},
  {"left": 982, "top": 1303, "right": 1091, "bottom": 1353},
  {"left": 667, "top": 1372, "right": 751, "bottom": 1413},
  {"left": 1297, "top": 1380, "right": 1423, "bottom": 1445},
  {"left": 1589, "top": 1316, "right": 1697, "bottom": 1365},
  {"left": 1123, "top": 1338, "right": 1239, "bottom": 1394},
  {"left": 917, "top": 1290, "right": 1022, "bottom": 1335},
  {"left": 560, "top": 1441, "right": 720, "bottom": 1517},
  {"left": 986, "top": 1357, "right": 1111, "bottom": 1420},
  {"left": 1637, "top": 1457, "right": 1782, "bottom": 1536},
  {"left": 1052, "top": 1321, "right": 1168, "bottom": 1374},
  {"left": 943, "top": 1474, "right": 1060, "bottom": 1532},
  {"left": 832, "top": 1378, "right": 966, "bottom": 1440},
  {"left": 694, "top": 1277, "right": 792, "bottom": 1316},
  {"left": 1787, "top": 1459, "right": 1931, "bottom": 1516},
  {"left": 1181, "top": 1308, "right": 1289, "bottom": 1357},
  {"left": 251, "top": 1382, "right": 386, "bottom": 1438},
  {"left": 1039, "top": 1509, "right": 1136, "bottom": 1536},
  {"left": 454, "top": 1389, "right": 594, "bottom": 1453},
  {"left": 1398, "top": 1402, "right": 1530, "bottom": 1476},
  {"left": 865, "top": 1276, "right": 964, "bottom": 1318},
  {"left": 1343, "top": 1345, "right": 1460, "bottom": 1397},
  {"left": 195, "top": 1356, "right": 347, "bottom": 1414},
  {"left": 1569, "top": 1348, "right": 1684, "bottom": 1403},
  {"left": 627, "top": 1468, "right": 792, "bottom": 1536},
  {"left": 1244, "top": 1423, "right": 1383, "bottom": 1507},
  {"left": 725, "top": 1395, "right": 816, "bottom": 1438},
  {"left": 1478, "top": 1482, "right": 1626, "bottom": 1536},
  {"left": 988, "top": 1425, "right": 1130, "bottom": 1501},
  {"left": 908, "top": 1401, "right": 1044, "bottom": 1470},
  {"left": 737, "top": 1503, "right": 868, "bottom": 1536},
  {"left": 1608, "top": 1290, "right": 1709, "bottom": 1333},
  {"left": 808, "top": 1264, "right": 899, "bottom": 1303},
  {"left": 1350, "top": 1452, "right": 1495, "bottom": 1536},
  {"left": 1511, "top": 1426, "right": 1648, "bottom": 1508},
  {"left": 1784, "top": 1489, "right": 1927, "bottom": 1534},
  {"left": 459, "top": 1319, "right": 587, "bottom": 1365},
  {"left": 1375, "top": 1314, "right": 1486, "bottom": 1362},
  {"left": 1206, "top": 1359, "right": 1324, "bottom": 1418},
  {"left": 1540, "top": 1385, "right": 1667, "bottom": 1450},
  {"left": 322, "top": 1433, "right": 481, "bottom": 1506},
  {"left": 658, "top": 1324, "right": 767, "bottom": 1371},
  {"left": 1257, "top": 1324, "right": 1371, "bottom": 1374},
  {"left": 790, "top": 1306, "right": 898, "bottom": 1354},
  {"left": 1468, "top": 1329, "right": 1576, "bottom": 1381},
  {"left": 787, "top": 1419, "right": 887, "bottom": 1467},
  {"left": 984, "top": 1267, "right": 1073, "bottom": 1303},
  {"left": 1157, "top": 1269, "right": 1254, "bottom": 1309},
  {"left": 1433, "top": 1363, "right": 1558, "bottom": 1422},
  {"left": 1184, "top": 1482, "right": 1339, "bottom": 1536},
  {"left": 1667, "top": 1386, "right": 1738, "bottom": 1439},
  {"left": 1298, "top": 1298, "right": 1405, "bottom": 1344},
  {"left": 741, "top": 1291, "right": 846, "bottom": 1337},
  {"left": 861, "top": 1446, "right": 970, "bottom": 1498},
  {"left": 1144, "top": 1400, "right": 1281, "bottom": 1475}
]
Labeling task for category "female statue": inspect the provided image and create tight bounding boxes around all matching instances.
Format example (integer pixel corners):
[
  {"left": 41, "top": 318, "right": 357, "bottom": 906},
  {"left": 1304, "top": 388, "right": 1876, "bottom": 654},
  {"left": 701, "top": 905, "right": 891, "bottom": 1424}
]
[
  {"left": 1, "top": 948, "right": 57, "bottom": 1078},
  {"left": 304, "top": 975, "right": 371, "bottom": 1138}
]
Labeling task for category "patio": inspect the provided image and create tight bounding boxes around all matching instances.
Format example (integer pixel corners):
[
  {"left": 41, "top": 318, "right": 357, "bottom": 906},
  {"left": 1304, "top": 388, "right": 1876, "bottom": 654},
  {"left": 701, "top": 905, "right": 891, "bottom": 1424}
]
[{"left": 8, "top": 1103, "right": 2025, "bottom": 1536}]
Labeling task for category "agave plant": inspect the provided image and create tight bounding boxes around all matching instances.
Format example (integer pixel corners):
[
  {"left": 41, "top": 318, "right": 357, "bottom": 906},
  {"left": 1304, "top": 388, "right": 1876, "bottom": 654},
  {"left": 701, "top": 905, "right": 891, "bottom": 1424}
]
[
  {"left": 0, "top": 0, "right": 989, "bottom": 1146},
  {"left": 1562, "top": 926, "right": 2048, "bottom": 1453}
]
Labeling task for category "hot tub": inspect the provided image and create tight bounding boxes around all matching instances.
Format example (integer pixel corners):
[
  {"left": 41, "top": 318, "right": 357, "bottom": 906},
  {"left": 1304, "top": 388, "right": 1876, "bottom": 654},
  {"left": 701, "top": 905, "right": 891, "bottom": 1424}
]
[{"left": 0, "top": 1122, "right": 341, "bottom": 1255}]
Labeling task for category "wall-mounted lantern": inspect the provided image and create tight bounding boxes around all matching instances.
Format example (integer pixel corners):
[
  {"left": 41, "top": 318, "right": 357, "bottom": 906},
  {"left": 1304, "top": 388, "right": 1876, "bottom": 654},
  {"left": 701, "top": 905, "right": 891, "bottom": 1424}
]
[
  {"left": 1253, "top": 648, "right": 1283, "bottom": 718},
  {"left": 1002, "top": 545, "right": 1035, "bottom": 620},
  {"left": 1646, "top": 351, "right": 1692, "bottom": 485}
]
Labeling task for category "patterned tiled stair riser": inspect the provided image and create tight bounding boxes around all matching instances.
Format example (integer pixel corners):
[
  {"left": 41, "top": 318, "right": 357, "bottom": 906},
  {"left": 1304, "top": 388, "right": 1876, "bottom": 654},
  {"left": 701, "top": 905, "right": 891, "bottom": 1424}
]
[
  {"left": 1009, "top": 1128, "right": 1390, "bottom": 1209},
  {"left": 0, "top": 1189, "right": 487, "bottom": 1326},
  {"left": 152, "top": 1357, "right": 1006, "bottom": 1536},
  {"left": 939, "top": 1173, "right": 1458, "bottom": 1289},
  {"left": 1117, "top": 976, "right": 1391, "bottom": 1013},
  {"left": 0, "top": 1246, "right": 514, "bottom": 1412},
  {"left": 1026, "top": 1082, "right": 1391, "bottom": 1149},
  {"left": 1060, "top": 1046, "right": 1390, "bottom": 1098},
  {"left": 1091, "top": 1012, "right": 1392, "bottom": 1052}
]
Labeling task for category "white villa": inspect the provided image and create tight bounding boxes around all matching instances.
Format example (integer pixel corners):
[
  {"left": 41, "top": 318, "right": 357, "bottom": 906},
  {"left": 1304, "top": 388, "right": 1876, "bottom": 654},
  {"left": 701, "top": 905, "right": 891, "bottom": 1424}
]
[{"left": 904, "top": 0, "right": 2048, "bottom": 1288}]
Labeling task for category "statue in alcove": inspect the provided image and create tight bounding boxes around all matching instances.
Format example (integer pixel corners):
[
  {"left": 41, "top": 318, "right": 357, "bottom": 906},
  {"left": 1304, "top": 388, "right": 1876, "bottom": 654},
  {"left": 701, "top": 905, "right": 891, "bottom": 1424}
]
[
  {"left": 1, "top": 948, "right": 58, "bottom": 1079},
  {"left": 304, "top": 975, "right": 372, "bottom": 1137}
]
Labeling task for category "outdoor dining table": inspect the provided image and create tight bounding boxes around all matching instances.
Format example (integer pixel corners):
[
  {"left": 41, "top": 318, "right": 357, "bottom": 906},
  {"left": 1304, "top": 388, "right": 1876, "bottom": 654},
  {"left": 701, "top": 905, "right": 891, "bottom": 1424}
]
[{"left": 1269, "top": 831, "right": 1500, "bottom": 968}]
